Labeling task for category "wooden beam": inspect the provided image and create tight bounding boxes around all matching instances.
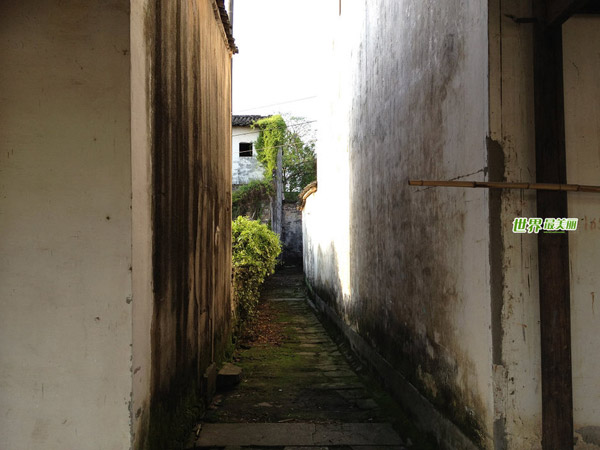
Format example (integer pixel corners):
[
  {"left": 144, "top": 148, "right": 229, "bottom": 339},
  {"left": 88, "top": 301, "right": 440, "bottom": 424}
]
[
  {"left": 533, "top": 1, "right": 574, "bottom": 448},
  {"left": 546, "top": 0, "right": 588, "bottom": 26}
]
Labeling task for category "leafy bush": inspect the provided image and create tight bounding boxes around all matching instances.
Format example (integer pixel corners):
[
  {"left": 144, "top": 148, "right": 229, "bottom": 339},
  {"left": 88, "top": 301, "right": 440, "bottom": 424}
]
[
  {"left": 232, "top": 179, "right": 273, "bottom": 220},
  {"left": 232, "top": 216, "right": 281, "bottom": 324}
]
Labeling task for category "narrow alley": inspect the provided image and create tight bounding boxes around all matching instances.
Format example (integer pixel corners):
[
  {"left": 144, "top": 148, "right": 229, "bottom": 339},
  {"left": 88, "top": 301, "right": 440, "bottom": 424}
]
[
  {"left": 189, "top": 267, "right": 433, "bottom": 450},
  {"left": 2, "top": 1, "right": 600, "bottom": 449}
]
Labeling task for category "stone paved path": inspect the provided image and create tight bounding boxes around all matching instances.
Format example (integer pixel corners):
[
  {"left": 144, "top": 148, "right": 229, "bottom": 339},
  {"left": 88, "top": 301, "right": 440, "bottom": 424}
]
[{"left": 189, "top": 267, "right": 431, "bottom": 449}]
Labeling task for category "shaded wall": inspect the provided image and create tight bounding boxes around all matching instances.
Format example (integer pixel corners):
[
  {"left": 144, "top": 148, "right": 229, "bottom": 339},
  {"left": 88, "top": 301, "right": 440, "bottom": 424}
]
[
  {"left": 281, "top": 203, "right": 303, "bottom": 265},
  {"left": 149, "top": 0, "right": 233, "bottom": 445},
  {"left": 0, "top": 1, "right": 133, "bottom": 449},
  {"left": 304, "top": 1, "right": 492, "bottom": 447}
]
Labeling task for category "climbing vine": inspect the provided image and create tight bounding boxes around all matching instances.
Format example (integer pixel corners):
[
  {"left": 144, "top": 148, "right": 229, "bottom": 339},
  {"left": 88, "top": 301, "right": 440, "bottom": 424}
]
[
  {"left": 254, "top": 115, "right": 287, "bottom": 180},
  {"left": 254, "top": 114, "right": 317, "bottom": 201}
]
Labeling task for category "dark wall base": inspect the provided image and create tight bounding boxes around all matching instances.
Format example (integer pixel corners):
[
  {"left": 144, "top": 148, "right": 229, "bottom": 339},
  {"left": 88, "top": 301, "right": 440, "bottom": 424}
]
[{"left": 306, "top": 284, "right": 480, "bottom": 450}]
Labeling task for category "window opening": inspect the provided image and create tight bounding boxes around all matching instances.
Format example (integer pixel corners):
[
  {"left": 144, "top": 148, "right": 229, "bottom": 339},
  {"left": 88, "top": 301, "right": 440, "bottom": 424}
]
[{"left": 239, "top": 142, "right": 253, "bottom": 157}]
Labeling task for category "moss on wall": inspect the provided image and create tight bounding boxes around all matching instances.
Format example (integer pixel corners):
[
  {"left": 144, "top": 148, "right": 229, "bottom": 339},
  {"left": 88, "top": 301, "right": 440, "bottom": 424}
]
[{"left": 144, "top": 0, "right": 234, "bottom": 448}]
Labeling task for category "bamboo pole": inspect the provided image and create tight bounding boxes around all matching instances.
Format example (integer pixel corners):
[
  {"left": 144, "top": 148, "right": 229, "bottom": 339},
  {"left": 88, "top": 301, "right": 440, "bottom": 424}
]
[{"left": 408, "top": 180, "right": 600, "bottom": 193}]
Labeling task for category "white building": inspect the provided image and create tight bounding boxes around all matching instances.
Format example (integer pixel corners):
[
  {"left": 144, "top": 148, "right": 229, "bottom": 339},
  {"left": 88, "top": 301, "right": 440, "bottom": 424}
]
[{"left": 232, "top": 115, "right": 265, "bottom": 185}]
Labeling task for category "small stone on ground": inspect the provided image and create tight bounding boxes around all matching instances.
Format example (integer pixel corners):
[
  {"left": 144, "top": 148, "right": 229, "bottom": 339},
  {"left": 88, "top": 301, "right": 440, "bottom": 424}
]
[{"left": 217, "top": 363, "right": 243, "bottom": 389}]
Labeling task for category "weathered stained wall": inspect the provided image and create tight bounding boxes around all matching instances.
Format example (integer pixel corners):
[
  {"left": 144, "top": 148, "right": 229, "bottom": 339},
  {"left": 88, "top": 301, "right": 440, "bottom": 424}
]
[
  {"left": 564, "top": 16, "right": 600, "bottom": 449},
  {"left": 281, "top": 203, "right": 303, "bottom": 264},
  {"left": 305, "top": 2, "right": 600, "bottom": 449},
  {"left": 232, "top": 126, "right": 263, "bottom": 185},
  {"left": 304, "top": 1, "right": 493, "bottom": 447},
  {"left": 149, "top": 0, "right": 233, "bottom": 446},
  {"left": 0, "top": 1, "right": 234, "bottom": 449},
  {"left": 0, "top": 1, "right": 133, "bottom": 449},
  {"left": 487, "top": 1, "right": 542, "bottom": 447},
  {"left": 487, "top": 9, "right": 600, "bottom": 450}
]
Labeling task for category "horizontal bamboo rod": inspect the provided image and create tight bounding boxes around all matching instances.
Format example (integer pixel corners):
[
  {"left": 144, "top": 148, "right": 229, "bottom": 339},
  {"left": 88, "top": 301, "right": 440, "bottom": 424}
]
[{"left": 408, "top": 180, "right": 600, "bottom": 193}]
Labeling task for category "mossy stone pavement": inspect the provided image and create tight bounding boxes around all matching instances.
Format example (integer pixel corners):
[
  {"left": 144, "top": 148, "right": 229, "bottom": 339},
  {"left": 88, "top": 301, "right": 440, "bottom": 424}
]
[{"left": 189, "top": 267, "right": 434, "bottom": 450}]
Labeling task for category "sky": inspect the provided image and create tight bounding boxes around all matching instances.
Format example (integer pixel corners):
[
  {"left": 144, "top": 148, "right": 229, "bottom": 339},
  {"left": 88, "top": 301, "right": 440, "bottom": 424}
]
[{"left": 228, "top": 0, "right": 335, "bottom": 124}]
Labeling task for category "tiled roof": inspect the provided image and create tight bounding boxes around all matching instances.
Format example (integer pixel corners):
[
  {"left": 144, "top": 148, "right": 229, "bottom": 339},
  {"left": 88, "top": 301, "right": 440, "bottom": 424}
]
[
  {"left": 215, "top": 0, "right": 238, "bottom": 54},
  {"left": 232, "top": 115, "right": 267, "bottom": 127},
  {"left": 297, "top": 181, "right": 317, "bottom": 211}
]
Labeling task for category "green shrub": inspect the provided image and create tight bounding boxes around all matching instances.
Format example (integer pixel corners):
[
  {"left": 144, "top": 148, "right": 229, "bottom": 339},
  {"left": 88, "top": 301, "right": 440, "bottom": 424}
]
[
  {"left": 232, "top": 179, "right": 273, "bottom": 220},
  {"left": 232, "top": 216, "right": 281, "bottom": 325}
]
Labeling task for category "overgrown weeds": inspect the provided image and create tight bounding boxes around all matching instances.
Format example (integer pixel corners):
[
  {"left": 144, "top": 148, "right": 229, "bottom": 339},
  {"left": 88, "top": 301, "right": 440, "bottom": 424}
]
[{"left": 232, "top": 179, "right": 273, "bottom": 220}]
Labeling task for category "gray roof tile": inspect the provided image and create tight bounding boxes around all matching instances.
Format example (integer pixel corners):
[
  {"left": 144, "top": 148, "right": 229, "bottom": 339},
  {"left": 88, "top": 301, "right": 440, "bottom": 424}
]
[{"left": 232, "top": 115, "right": 267, "bottom": 127}]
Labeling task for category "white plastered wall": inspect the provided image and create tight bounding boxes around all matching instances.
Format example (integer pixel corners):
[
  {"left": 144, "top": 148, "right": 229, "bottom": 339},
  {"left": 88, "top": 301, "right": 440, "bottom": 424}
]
[
  {"left": 488, "top": 9, "right": 600, "bottom": 449},
  {"left": 302, "top": 0, "right": 355, "bottom": 310},
  {"left": 488, "top": 0, "right": 543, "bottom": 447},
  {"left": 563, "top": 15, "right": 600, "bottom": 449},
  {"left": 304, "top": 0, "right": 494, "bottom": 446},
  {"left": 0, "top": 1, "right": 133, "bottom": 449},
  {"left": 131, "top": 0, "right": 154, "bottom": 447}
]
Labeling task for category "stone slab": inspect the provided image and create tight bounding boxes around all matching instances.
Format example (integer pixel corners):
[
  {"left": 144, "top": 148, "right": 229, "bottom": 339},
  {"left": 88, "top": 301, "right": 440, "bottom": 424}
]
[
  {"left": 314, "top": 382, "right": 365, "bottom": 390},
  {"left": 217, "top": 363, "right": 243, "bottom": 389},
  {"left": 315, "top": 364, "right": 348, "bottom": 371},
  {"left": 356, "top": 398, "right": 379, "bottom": 410},
  {"left": 335, "top": 389, "right": 371, "bottom": 400},
  {"left": 323, "top": 370, "right": 356, "bottom": 378},
  {"left": 203, "top": 362, "right": 217, "bottom": 403},
  {"left": 284, "top": 447, "right": 329, "bottom": 450},
  {"left": 350, "top": 446, "right": 407, "bottom": 450},
  {"left": 192, "top": 423, "right": 403, "bottom": 448},
  {"left": 270, "top": 297, "right": 305, "bottom": 302},
  {"left": 314, "top": 423, "right": 403, "bottom": 446},
  {"left": 194, "top": 423, "right": 315, "bottom": 447}
]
